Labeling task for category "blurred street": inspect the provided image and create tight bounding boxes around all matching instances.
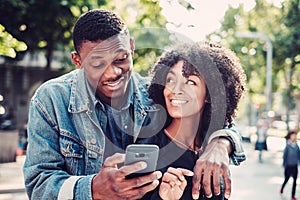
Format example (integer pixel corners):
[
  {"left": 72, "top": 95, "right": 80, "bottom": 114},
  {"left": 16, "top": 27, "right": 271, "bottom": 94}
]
[
  {"left": 230, "top": 137, "right": 300, "bottom": 200},
  {"left": 0, "top": 156, "right": 27, "bottom": 200},
  {"left": 0, "top": 137, "right": 299, "bottom": 200}
]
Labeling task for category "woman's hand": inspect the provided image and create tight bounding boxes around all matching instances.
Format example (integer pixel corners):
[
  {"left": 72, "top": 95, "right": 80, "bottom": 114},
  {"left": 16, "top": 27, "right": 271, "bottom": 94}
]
[
  {"left": 192, "top": 138, "right": 232, "bottom": 199},
  {"left": 159, "top": 167, "right": 194, "bottom": 200}
]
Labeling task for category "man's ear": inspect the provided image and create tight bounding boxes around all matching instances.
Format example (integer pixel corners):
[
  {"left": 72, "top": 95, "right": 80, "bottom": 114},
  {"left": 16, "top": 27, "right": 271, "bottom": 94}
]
[
  {"left": 71, "top": 51, "right": 82, "bottom": 69},
  {"left": 130, "top": 38, "right": 135, "bottom": 56}
]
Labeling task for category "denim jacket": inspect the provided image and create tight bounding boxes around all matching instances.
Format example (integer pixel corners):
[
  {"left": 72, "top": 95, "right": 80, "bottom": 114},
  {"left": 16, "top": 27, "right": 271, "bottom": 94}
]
[
  {"left": 23, "top": 69, "right": 166, "bottom": 199},
  {"left": 23, "top": 69, "right": 245, "bottom": 200}
]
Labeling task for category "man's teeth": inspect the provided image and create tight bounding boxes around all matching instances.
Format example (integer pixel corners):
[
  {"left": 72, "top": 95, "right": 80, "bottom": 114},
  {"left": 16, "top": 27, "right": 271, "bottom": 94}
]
[
  {"left": 171, "top": 99, "right": 188, "bottom": 104},
  {"left": 106, "top": 77, "right": 124, "bottom": 86}
]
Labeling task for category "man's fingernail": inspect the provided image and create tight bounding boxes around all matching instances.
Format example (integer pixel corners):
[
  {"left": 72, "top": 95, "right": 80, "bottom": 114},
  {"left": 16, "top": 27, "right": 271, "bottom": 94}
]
[
  {"left": 140, "top": 162, "right": 147, "bottom": 168},
  {"left": 206, "top": 193, "right": 213, "bottom": 198},
  {"left": 153, "top": 179, "right": 159, "bottom": 186},
  {"left": 192, "top": 194, "right": 199, "bottom": 199},
  {"left": 156, "top": 171, "right": 162, "bottom": 179}
]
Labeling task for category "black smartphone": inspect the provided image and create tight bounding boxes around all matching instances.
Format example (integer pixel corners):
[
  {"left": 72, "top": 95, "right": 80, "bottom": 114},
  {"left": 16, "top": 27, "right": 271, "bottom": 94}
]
[{"left": 124, "top": 144, "right": 159, "bottom": 179}]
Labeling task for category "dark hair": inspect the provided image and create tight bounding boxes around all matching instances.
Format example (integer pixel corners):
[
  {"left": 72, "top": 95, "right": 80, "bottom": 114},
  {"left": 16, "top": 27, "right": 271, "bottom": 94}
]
[
  {"left": 148, "top": 41, "right": 246, "bottom": 143},
  {"left": 285, "top": 131, "right": 298, "bottom": 139},
  {"left": 73, "top": 9, "right": 129, "bottom": 53}
]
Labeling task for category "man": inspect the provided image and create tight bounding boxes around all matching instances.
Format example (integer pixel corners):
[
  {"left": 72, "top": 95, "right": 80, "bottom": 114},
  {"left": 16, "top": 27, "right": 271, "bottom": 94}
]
[{"left": 23, "top": 9, "right": 245, "bottom": 200}]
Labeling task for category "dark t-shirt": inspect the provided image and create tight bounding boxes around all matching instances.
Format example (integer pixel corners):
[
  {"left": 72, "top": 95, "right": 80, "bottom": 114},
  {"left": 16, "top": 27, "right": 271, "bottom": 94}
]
[{"left": 137, "top": 130, "right": 225, "bottom": 200}]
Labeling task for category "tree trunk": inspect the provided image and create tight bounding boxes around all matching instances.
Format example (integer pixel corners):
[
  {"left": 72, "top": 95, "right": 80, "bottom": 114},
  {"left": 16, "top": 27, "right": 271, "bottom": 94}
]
[{"left": 45, "top": 41, "right": 54, "bottom": 70}]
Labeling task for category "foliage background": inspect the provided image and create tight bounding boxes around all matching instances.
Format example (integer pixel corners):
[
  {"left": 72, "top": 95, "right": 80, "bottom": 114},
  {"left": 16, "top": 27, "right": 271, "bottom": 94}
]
[{"left": 0, "top": 0, "right": 299, "bottom": 130}]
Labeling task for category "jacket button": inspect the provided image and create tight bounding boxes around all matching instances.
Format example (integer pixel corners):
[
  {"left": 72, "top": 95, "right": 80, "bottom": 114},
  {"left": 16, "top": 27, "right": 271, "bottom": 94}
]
[{"left": 91, "top": 138, "right": 97, "bottom": 144}]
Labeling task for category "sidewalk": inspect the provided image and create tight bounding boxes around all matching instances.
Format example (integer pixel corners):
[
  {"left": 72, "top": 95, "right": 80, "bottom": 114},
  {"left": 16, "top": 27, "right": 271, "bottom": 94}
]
[
  {"left": 0, "top": 138, "right": 299, "bottom": 200},
  {"left": 230, "top": 138, "right": 300, "bottom": 200},
  {"left": 0, "top": 156, "right": 27, "bottom": 200}
]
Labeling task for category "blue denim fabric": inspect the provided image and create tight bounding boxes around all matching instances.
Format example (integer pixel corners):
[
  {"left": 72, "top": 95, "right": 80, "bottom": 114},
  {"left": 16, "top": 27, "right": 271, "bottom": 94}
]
[
  {"left": 23, "top": 69, "right": 165, "bottom": 199},
  {"left": 23, "top": 68, "right": 245, "bottom": 199}
]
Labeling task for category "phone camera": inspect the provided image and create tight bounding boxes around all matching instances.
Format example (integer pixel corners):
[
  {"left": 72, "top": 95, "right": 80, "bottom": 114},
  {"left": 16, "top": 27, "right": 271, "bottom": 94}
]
[{"left": 135, "top": 153, "right": 145, "bottom": 158}]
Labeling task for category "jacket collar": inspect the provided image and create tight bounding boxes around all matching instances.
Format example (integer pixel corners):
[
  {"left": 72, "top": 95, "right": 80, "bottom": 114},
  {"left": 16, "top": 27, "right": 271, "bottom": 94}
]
[
  {"left": 68, "top": 69, "right": 90, "bottom": 113},
  {"left": 68, "top": 69, "right": 158, "bottom": 113}
]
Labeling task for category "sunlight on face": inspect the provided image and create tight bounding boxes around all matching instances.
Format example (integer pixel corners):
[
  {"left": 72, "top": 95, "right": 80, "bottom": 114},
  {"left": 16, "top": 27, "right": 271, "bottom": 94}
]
[
  {"left": 163, "top": 60, "right": 207, "bottom": 119},
  {"left": 79, "top": 34, "right": 134, "bottom": 104}
]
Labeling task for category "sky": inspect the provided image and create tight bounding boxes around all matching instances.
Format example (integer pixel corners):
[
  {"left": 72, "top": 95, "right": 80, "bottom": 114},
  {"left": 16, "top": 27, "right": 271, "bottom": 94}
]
[{"left": 159, "top": 0, "right": 282, "bottom": 42}]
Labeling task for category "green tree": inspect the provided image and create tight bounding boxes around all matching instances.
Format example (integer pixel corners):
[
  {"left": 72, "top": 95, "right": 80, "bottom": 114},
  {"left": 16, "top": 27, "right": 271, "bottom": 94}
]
[
  {"left": 0, "top": 0, "right": 105, "bottom": 69},
  {"left": 0, "top": 24, "right": 27, "bottom": 58},
  {"left": 207, "top": 0, "right": 300, "bottom": 129},
  {"left": 104, "top": 0, "right": 170, "bottom": 76},
  {"left": 0, "top": 0, "right": 168, "bottom": 74},
  {"left": 275, "top": 0, "right": 300, "bottom": 130}
]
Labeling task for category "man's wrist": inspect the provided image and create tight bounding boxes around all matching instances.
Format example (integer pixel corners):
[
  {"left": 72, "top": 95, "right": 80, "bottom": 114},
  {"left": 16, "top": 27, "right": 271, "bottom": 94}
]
[
  {"left": 207, "top": 129, "right": 246, "bottom": 165},
  {"left": 207, "top": 130, "right": 237, "bottom": 154},
  {"left": 211, "top": 137, "right": 233, "bottom": 155}
]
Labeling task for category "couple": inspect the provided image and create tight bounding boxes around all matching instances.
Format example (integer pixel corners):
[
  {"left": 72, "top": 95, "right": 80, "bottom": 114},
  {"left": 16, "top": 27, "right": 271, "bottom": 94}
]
[{"left": 23, "top": 9, "right": 246, "bottom": 200}]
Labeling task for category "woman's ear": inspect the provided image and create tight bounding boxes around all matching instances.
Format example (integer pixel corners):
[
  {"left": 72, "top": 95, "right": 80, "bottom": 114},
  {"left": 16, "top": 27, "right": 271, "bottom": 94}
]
[{"left": 71, "top": 51, "right": 82, "bottom": 69}]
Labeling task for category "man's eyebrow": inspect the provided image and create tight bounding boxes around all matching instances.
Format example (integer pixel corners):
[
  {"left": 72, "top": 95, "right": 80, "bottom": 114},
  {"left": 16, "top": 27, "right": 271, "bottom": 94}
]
[
  {"left": 91, "top": 55, "right": 104, "bottom": 59},
  {"left": 90, "top": 48, "right": 128, "bottom": 60},
  {"left": 115, "top": 48, "right": 128, "bottom": 54}
]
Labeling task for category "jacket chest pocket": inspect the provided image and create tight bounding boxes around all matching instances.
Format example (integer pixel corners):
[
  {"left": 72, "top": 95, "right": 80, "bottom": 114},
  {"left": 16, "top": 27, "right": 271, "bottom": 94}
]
[{"left": 59, "top": 134, "right": 84, "bottom": 175}]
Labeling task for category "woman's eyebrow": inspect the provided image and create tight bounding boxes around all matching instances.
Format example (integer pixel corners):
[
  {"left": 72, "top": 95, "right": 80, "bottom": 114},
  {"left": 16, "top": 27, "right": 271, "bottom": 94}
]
[{"left": 167, "top": 69, "right": 176, "bottom": 75}]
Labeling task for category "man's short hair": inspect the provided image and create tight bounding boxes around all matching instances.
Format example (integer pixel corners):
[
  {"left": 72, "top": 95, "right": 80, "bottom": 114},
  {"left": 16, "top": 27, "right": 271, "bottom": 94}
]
[{"left": 73, "top": 9, "right": 129, "bottom": 53}]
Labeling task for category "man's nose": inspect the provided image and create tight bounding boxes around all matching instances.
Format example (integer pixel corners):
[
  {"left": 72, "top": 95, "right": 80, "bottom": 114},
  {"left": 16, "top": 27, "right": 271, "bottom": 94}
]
[
  {"left": 112, "top": 65, "right": 122, "bottom": 75},
  {"left": 105, "top": 65, "right": 126, "bottom": 76}
]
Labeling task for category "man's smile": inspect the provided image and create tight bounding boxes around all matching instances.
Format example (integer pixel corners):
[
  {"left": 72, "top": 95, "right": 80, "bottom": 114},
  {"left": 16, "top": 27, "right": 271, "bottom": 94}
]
[{"left": 104, "top": 76, "right": 125, "bottom": 87}]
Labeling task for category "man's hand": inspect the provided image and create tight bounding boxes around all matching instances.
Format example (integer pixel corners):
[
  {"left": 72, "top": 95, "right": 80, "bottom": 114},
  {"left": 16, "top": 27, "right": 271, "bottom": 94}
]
[
  {"left": 92, "top": 153, "right": 162, "bottom": 200},
  {"left": 192, "top": 138, "right": 231, "bottom": 199},
  {"left": 159, "top": 167, "right": 193, "bottom": 200}
]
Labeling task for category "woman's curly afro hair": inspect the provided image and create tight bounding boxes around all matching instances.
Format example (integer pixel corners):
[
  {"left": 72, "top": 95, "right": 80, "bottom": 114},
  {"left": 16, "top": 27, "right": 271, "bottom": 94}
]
[{"left": 148, "top": 41, "right": 246, "bottom": 128}]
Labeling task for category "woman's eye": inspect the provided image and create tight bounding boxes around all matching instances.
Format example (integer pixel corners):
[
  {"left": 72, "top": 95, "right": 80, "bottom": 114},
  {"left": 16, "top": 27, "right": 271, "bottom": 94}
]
[
  {"left": 166, "top": 77, "right": 175, "bottom": 83},
  {"left": 186, "top": 80, "right": 196, "bottom": 85}
]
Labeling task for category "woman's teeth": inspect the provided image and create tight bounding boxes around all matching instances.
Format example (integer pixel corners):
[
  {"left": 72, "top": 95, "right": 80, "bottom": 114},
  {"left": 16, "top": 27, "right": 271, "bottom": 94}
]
[{"left": 171, "top": 99, "right": 188, "bottom": 104}]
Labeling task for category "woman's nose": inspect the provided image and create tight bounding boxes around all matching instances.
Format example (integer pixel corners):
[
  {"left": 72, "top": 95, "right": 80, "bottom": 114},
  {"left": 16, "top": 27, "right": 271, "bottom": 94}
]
[{"left": 171, "top": 82, "right": 184, "bottom": 94}]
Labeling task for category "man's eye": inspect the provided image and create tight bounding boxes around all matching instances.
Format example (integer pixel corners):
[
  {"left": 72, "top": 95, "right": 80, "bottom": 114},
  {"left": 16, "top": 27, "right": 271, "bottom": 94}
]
[
  {"left": 92, "top": 62, "right": 105, "bottom": 68},
  {"left": 115, "top": 53, "right": 129, "bottom": 63},
  {"left": 186, "top": 80, "right": 196, "bottom": 85}
]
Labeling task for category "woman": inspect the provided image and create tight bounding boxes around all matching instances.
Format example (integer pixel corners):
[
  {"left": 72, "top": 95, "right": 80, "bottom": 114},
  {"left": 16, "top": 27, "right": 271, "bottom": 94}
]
[
  {"left": 140, "top": 41, "right": 246, "bottom": 200},
  {"left": 280, "top": 131, "right": 300, "bottom": 200}
]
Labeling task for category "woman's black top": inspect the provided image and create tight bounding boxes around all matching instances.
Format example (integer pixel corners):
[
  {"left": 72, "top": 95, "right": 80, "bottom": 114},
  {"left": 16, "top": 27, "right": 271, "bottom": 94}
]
[{"left": 137, "top": 130, "right": 226, "bottom": 200}]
